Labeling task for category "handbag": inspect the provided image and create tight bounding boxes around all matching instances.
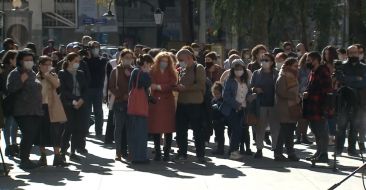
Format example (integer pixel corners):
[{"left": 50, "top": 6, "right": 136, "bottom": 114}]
[
  {"left": 108, "top": 68, "right": 118, "bottom": 110},
  {"left": 127, "top": 71, "right": 149, "bottom": 117}
]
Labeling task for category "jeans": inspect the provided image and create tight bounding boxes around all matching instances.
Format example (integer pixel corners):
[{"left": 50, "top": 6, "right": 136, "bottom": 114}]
[
  {"left": 275, "top": 123, "right": 296, "bottom": 155},
  {"left": 15, "top": 116, "right": 42, "bottom": 162},
  {"left": 309, "top": 119, "right": 329, "bottom": 156},
  {"left": 255, "top": 107, "right": 280, "bottom": 150},
  {"left": 113, "top": 102, "right": 128, "bottom": 155},
  {"left": 3, "top": 116, "right": 18, "bottom": 146},
  {"left": 105, "top": 110, "right": 115, "bottom": 143},
  {"left": 327, "top": 117, "right": 336, "bottom": 136},
  {"left": 176, "top": 104, "right": 205, "bottom": 158},
  {"left": 226, "top": 109, "right": 244, "bottom": 152},
  {"left": 213, "top": 118, "right": 226, "bottom": 150},
  {"left": 336, "top": 109, "right": 364, "bottom": 151},
  {"left": 127, "top": 116, "right": 148, "bottom": 162},
  {"left": 87, "top": 88, "right": 104, "bottom": 135}
]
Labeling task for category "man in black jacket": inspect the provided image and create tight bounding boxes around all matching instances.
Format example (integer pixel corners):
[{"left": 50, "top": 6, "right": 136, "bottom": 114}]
[{"left": 84, "top": 41, "right": 108, "bottom": 138}]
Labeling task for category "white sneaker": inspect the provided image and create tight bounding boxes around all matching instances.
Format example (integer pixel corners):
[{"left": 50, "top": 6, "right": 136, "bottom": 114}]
[{"left": 229, "top": 151, "right": 243, "bottom": 160}]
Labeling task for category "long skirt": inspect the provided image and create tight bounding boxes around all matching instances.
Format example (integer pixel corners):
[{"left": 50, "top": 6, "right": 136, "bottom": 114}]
[{"left": 127, "top": 115, "right": 148, "bottom": 162}]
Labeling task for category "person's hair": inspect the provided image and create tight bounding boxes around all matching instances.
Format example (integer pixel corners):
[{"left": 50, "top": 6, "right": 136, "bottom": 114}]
[
  {"left": 3, "top": 38, "right": 15, "bottom": 50},
  {"left": 136, "top": 54, "right": 154, "bottom": 67},
  {"left": 205, "top": 51, "right": 217, "bottom": 61},
  {"left": 276, "top": 52, "right": 288, "bottom": 61},
  {"left": 299, "top": 52, "right": 309, "bottom": 68},
  {"left": 181, "top": 45, "right": 194, "bottom": 54},
  {"left": 169, "top": 49, "right": 178, "bottom": 54},
  {"left": 2, "top": 50, "right": 17, "bottom": 66},
  {"left": 321, "top": 45, "right": 338, "bottom": 64},
  {"left": 62, "top": 52, "right": 80, "bottom": 70},
  {"left": 148, "top": 48, "right": 161, "bottom": 58},
  {"left": 355, "top": 43, "right": 364, "bottom": 51},
  {"left": 283, "top": 41, "right": 293, "bottom": 49},
  {"left": 337, "top": 48, "right": 346, "bottom": 54},
  {"left": 228, "top": 49, "right": 240, "bottom": 57},
  {"left": 39, "top": 56, "right": 52, "bottom": 65},
  {"left": 118, "top": 49, "right": 134, "bottom": 65},
  {"left": 251, "top": 44, "right": 267, "bottom": 61},
  {"left": 135, "top": 44, "right": 144, "bottom": 49},
  {"left": 211, "top": 81, "right": 223, "bottom": 94},
  {"left": 307, "top": 51, "right": 322, "bottom": 63},
  {"left": 241, "top": 48, "right": 250, "bottom": 58},
  {"left": 262, "top": 53, "right": 276, "bottom": 70},
  {"left": 284, "top": 57, "right": 298, "bottom": 67},
  {"left": 142, "top": 47, "right": 151, "bottom": 54},
  {"left": 88, "top": 41, "right": 100, "bottom": 48},
  {"left": 16, "top": 50, "right": 34, "bottom": 68},
  {"left": 168, "top": 52, "right": 178, "bottom": 66},
  {"left": 229, "top": 62, "right": 249, "bottom": 84},
  {"left": 82, "top": 35, "right": 92, "bottom": 42},
  {"left": 152, "top": 52, "right": 178, "bottom": 81},
  {"left": 26, "top": 43, "right": 37, "bottom": 55},
  {"left": 191, "top": 43, "right": 199, "bottom": 49}
]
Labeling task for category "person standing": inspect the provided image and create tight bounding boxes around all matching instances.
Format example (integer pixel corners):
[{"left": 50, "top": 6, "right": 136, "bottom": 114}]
[
  {"left": 127, "top": 54, "right": 152, "bottom": 164},
  {"left": 59, "top": 53, "right": 88, "bottom": 161},
  {"left": 109, "top": 49, "right": 134, "bottom": 161},
  {"left": 149, "top": 52, "right": 178, "bottom": 161},
  {"left": 36, "top": 56, "right": 68, "bottom": 167},
  {"left": 85, "top": 41, "right": 108, "bottom": 137},
  {"left": 303, "top": 52, "right": 333, "bottom": 162},
  {"left": 174, "top": 49, "right": 206, "bottom": 163},
  {"left": 274, "top": 58, "right": 301, "bottom": 161},
  {"left": 7, "top": 50, "right": 43, "bottom": 169}
]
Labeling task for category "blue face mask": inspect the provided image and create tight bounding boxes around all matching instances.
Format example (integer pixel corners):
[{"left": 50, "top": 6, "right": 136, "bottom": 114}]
[
  {"left": 160, "top": 62, "right": 168, "bottom": 70},
  {"left": 73, "top": 63, "right": 80, "bottom": 70}
]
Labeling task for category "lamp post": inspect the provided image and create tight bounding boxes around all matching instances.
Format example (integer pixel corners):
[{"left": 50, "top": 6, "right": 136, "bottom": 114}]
[
  {"left": 154, "top": 8, "right": 164, "bottom": 48},
  {"left": 102, "top": 0, "right": 115, "bottom": 20}
]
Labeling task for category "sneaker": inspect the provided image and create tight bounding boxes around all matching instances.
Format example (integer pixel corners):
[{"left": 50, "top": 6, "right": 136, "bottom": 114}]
[
  {"left": 38, "top": 154, "right": 47, "bottom": 167},
  {"left": 288, "top": 154, "right": 300, "bottom": 162},
  {"left": 254, "top": 150, "right": 263, "bottom": 159},
  {"left": 19, "top": 160, "right": 39, "bottom": 170},
  {"left": 174, "top": 154, "right": 187, "bottom": 162},
  {"left": 229, "top": 151, "right": 243, "bottom": 160},
  {"left": 245, "top": 149, "right": 253, "bottom": 156},
  {"left": 70, "top": 153, "right": 81, "bottom": 162},
  {"left": 274, "top": 154, "right": 288, "bottom": 162}
]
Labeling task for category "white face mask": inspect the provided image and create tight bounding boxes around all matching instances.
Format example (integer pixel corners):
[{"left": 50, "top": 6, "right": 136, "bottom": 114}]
[
  {"left": 179, "top": 61, "right": 187, "bottom": 68},
  {"left": 194, "top": 51, "right": 199, "bottom": 57},
  {"left": 23, "top": 61, "right": 34, "bottom": 70},
  {"left": 360, "top": 54, "right": 364, "bottom": 61},
  {"left": 276, "top": 62, "right": 284, "bottom": 69},
  {"left": 297, "top": 52, "right": 302, "bottom": 57},
  {"left": 48, "top": 66, "right": 54, "bottom": 72},
  {"left": 261, "top": 61, "right": 271, "bottom": 69},
  {"left": 160, "top": 62, "right": 168, "bottom": 70},
  {"left": 234, "top": 70, "right": 244, "bottom": 77},
  {"left": 123, "top": 59, "right": 133, "bottom": 66},
  {"left": 73, "top": 63, "right": 80, "bottom": 70},
  {"left": 92, "top": 48, "right": 100, "bottom": 56}
]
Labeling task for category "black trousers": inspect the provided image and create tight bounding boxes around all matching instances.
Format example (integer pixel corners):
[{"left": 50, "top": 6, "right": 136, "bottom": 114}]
[
  {"left": 15, "top": 116, "right": 42, "bottom": 162},
  {"left": 336, "top": 111, "right": 359, "bottom": 151},
  {"left": 105, "top": 110, "right": 115, "bottom": 143},
  {"left": 176, "top": 103, "right": 205, "bottom": 158},
  {"left": 275, "top": 123, "right": 296, "bottom": 155},
  {"left": 213, "top": 119, "right": 225, "bottom": 150},
  {"left": 61, "top": 105, "right": 86, "bottom": 154},
  {"left": 153, "top": 133, "right": 172, "bottom": 156}
]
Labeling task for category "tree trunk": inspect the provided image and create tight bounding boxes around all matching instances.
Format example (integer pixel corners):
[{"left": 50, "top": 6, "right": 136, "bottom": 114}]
[
  {"left": 250, "top": 0, "right": 269, "bottom": 46},
  {"left": 180, "top": 0, "right": 194, "bottom": 43},
  {"left": 349, "top": 0, "right": 366, "bottom": 45},
  {"left": 299, "top": 1, "right": 309, "bottom": 50}
]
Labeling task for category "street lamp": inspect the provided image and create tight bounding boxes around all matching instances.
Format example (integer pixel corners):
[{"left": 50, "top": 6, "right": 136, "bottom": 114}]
[
  {"left": 103, "top": 0, "right": 115, "bottom": 20},
  {"left": 12, "top": 0, "right": 22, "bottom": 10},
  {"left": 154, "top": 8, "right": 164, "bottom": 48}
]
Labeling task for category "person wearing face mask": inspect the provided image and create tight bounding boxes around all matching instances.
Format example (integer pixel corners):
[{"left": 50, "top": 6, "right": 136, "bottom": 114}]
[
  {"left": 355, "top": 44, "right": 365, "bottom": 64},
  {"left": 250, "top": 53, "right": 280, "bottom": 159},
  {"left": 274, "top": 58, "right": 301, "bottom": 162},
  {"left": 296, "top": 43, "right": 307, "bottom": 58},
  {"left": 127, "top": 54, "right": 152, "bottom": 164},
  {"left": 35, "top": 56, "right": 68, "bottom": 167},
  {"left": 7, "top": 50, "right": 43, "bottom": 169},
  {"left": 84, "top": 41, "right": 108, "bottom": 138},
  {"left": 303, "top": 52, "right": 332, "bottom": 163},
  {"left": 59, "top": 53, "right": 88, "bottom": 162},
  {"left": 0, "top": 50, "right": 19, "bottom": 157},
  {"left": 205, "top": 51, "right": 225, "bottom": 83},
  {"left": 220, "top": 59, "right": 250, "bottom": 160},
  {"left": 275, "top": 52, "right": 287, "bottom": 70},
  {"left": 241, "top": 49, "right": 251, "bottom": 65},
  {"left": 148, "top": 52, "right": 178, "bottom": 161},
  {"left": 174, "top": 49, "right": 206, "bottom": 163},
  {"left": 248, "top": 45, "right": 267, "bottom": 73},
  {"left": 108, "top": 49, "right": 134, "bottom": 161},
  {"left": 335, "top": 45, "right": 366, "bottom": 157}
]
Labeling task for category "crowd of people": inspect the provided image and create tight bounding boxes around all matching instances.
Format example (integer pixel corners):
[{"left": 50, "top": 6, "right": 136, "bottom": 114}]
[{"left": 0, "top": 36, "right": 365, "bottom": 170}]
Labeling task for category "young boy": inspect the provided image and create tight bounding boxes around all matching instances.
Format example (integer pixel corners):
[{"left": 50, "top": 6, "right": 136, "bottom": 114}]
[{"left": 211, "top": 82, "right": 226, "bottom": 155}]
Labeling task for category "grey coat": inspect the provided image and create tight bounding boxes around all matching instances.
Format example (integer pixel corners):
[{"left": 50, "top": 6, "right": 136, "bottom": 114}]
[{"left": 7, "top": 68, "right": 43, "bottom": 116}]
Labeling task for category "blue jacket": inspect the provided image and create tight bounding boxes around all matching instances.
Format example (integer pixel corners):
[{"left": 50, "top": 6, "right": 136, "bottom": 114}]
[{"left": 220, "top": 77, "right": 239, "bottom": 117}]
